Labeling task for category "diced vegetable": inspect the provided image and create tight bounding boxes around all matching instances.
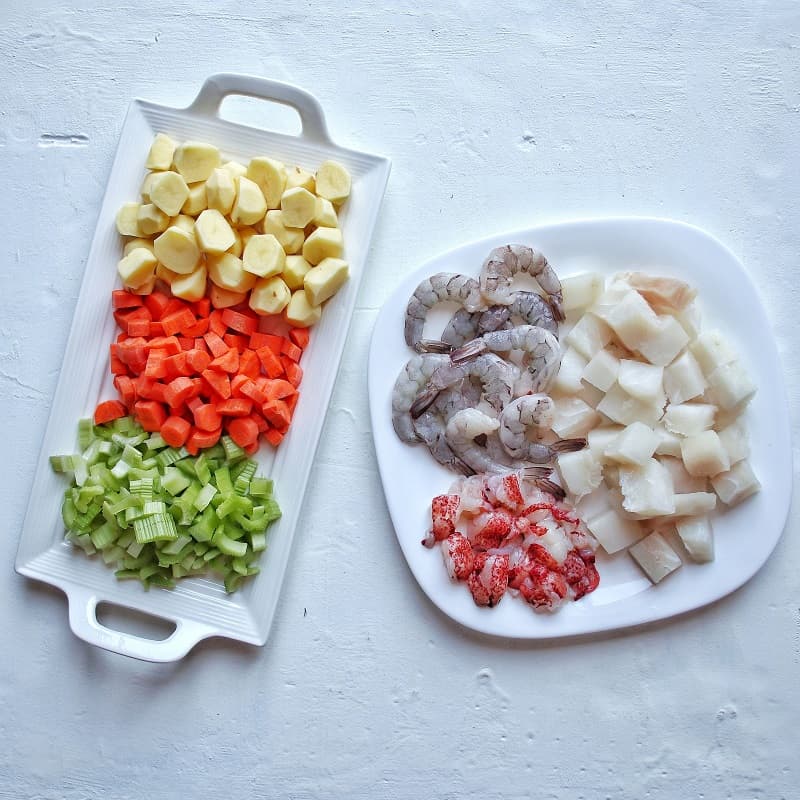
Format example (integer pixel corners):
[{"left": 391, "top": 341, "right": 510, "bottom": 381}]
[{"left": 629, "top": 531, "right": 682, "bottom": 583}]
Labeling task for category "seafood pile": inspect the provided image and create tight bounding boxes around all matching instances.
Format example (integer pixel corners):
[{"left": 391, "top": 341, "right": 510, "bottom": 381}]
[
  {"left": 392, "top": 245, "right": 584, "bottom": 481},
  {"left": 427, "top": 472, "right": 599, "bottom": 611}
]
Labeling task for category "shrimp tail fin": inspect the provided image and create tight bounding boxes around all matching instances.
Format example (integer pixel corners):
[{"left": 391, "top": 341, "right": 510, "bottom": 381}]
[
  {"left": 450, "top": 338, "right": 488, "bottom": 363},
  {"left": 533, "top": 477, "right": 566, "bottom": 500},
  {"left": 519, "top": 466, "right": 552, "bottom": 480},
  {"left": 551, "top": 437, "right": 587, "bottom": 454},
  {"left": 410, "top": 387, "right": 441, "bottom": 418},
  {"left": 416, "top": 339, "right": 453, "bottom": 354}
]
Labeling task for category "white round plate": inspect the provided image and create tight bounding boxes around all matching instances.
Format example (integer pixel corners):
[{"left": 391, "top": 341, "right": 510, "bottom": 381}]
[{"left": 367, "top": 217, "right": 792, "bottom": 639}]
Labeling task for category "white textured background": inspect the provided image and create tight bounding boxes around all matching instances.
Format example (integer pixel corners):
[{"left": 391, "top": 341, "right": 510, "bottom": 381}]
[{"left": 2, "top": 2, "right": 798, "bottom": 798}]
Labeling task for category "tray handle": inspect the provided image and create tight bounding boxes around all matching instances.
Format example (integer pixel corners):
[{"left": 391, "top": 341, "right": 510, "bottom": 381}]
[
  {"left": 186, "top": 73, "right": 332, "bottom": 145},
  {"left": 66, "top": 586, "right": 214, "bottom": 662}
]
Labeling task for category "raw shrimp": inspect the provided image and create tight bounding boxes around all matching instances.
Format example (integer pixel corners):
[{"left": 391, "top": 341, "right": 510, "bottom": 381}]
[
  {"left": 451, "top": 325, "right": 561, "bottom": 395},
  {"left": 479, "top": 245, "right": 564, "bottom": 320},
  {"left": 412, "top": 388, "right": 476, "bottom": 476},
  {"left": 410, "top": 353, "right": 517, "bottom": 418},
  {"left": 404, "top": 272, "right": 484, "bottom": 352},
  {"left": 440, "top": 307, "right": 482, "bottom": 349},
  {"left": 391, "top": 353, "right": 449, "bottom": 443},
  {"left": 477, "top": 291, "right": 558, "bottom": 338}
]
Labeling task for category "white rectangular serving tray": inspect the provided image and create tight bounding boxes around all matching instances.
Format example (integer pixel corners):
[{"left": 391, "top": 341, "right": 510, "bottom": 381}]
[{"left": 16, "top": 74, "right": 390, "bottom": 662}]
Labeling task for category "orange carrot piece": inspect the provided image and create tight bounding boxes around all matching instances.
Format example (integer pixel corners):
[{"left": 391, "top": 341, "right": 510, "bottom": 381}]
[
  {"left": 222, "top": 308, "right": 259, "bottom": 336},
  {"left": 243, "top": 441, "right": 260, "bottom": 456},
  {"left": 201, "top": 369, "right": 231, "bottom": 400},
  {"left": 262, "top": 399, "right": 291, "bottom": 430},
  {"left": 134, "top": 400, "right": 167, "bottom": 432},
  {"left": 163, "top": 352, "right": 191, "bottom": 380},
  {"left": 182, "top": 318, "right": 210, "bottom": 337},
  {"left": 126, "top": 318, "right": 151, "bottom": 337},
  {"left": 250, "top": 412, "right": 269, "bottom": 434},
  {"left": 203, "top": 331, "right": 229, "bottom": 358},
  {"left": 264, "top": 428, "right": 284, "bottom": 447},
  {"left": 263, "top": 378, "right": 297, "bottom": 401},
  {"left": 209, "top": 309, "right": 227, "bottom": 337},
  {"left": 193, "top": 297, "right": 211, "bottom": 317},
  {"left": 149, "top": 321, "right": 165, "bottom": 337},
  {"left": 186, "top": 426, "right": 222, "bottom": 455},
  {"left": 288, "top": 328, "right": 310, "bottom": 350},
  {"left": 144, "top": 291, "right": 171, "bottom": 320},
  {"left": 282, "top": 359, "right": 303, "bottom": 388},
  {"left": 94, "top": 399, "right": 127, "bottom": 425},
  {"left": 238, "top": 349, "right": 260, "bottom": 379},
  {"left": 110, "top": 355, "right": 128, "bottom": 376},
  {"left": 256, "top": 346, "right": 284, "bottom": 379},
  {"left": 147, "top": 336, "right": 182, "bottom": 355},
  {"left": 209, "top": 347, "right": 239, "bottom": 374},
  {"left": 113, "top": 375, "right": 137, "bottom": 407},
  {"left": 144, "top": 349, "right": 169, "bottom": 379},
  {"left": 223, "top": 333, "right": 247, "bottom": 352},
  {"left": 163, "top": 376, "right": 195, "bottom": 408},
  {"left": 216, "top": 398, "right": 253, "bottom": 417},
  {"left": 285, "top": 392, "right": 300, "bottom": 414},
  {"left": 227, "top": 416, "right": 259, "bottom": 448},
  {"left": 281, "top": 339, "right": 302, "bottom": 363},
  {"left": 161, "top": 415, "right": 191, "bottom": 447},
  {"left": 239, "top": 379, "right": 267, "bottom": 405},
  {"left": 186, "top": 349, "right": 212, "bottom": 373},
  {"left": 249, "top": 332, "right": 283, "bottom": 354},
  {"left": 230, "top": 374, "right": 251, "bottom": 397},
  {"left": 161, "top": 307, "right": 196, "bottom": 337},
  {"left": 193, "top": 403, "right": 222, "bottom": 432},
  {"left": 112, "top": 290, "right": 143, "bottom": 309}
]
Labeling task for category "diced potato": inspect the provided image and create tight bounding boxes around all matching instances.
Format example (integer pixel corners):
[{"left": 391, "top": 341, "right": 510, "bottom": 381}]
[
  {"left": 313, "top": 197, "right": 338, "bottom": 228},
  {"left": 616, "top": 272, "right": 696, "bottom": 314},
  {"left": 206, "top": 252, "right": 256, "bottom": 293},
  {"left": 173, "top": 141, "right": 220, "bottom": 183},
  {"left": 596, "top": 384, "right": 662, "bottom": 427},
  {"left": 153, "top": 226, "right": 201, "bottom": 275},
  {"left": 604, "top": 421, "right": 659, "bottom": 466},
  {"left": 137, "top": 203, "right": 170, "bottom": 235},
  {"left": 587, "top": 426, "right": 624, "bottom": 462},
  {"left": 561, "top": 273, "right": 604, "bottom": 313},
  {"left": 281, "top": 187, "right": 317, "bottom": 229},
  {"left": 681, "top": 430, "right": 730, "bottom": 477},
  {"left": 170, "top": 264, "right": 207, "bottom": 302},
  {"left": 553, "top": 347, "right": 588, "bottom": 394},
  {"left": 705, "top": 361, "right": 756, "bottom": 411},
  {"left": 670, "top": 492, "right": 717, "bottom": 517},
  {"left": 194, "top": 209, "right": 236, "bottom": 254},
  {"left": 675, "top": 302, "right": 702, "bottom": 340},
  {"left": 221, "top": 161, "right": 247, "bottom": 180},
  {"left": 117, "top": 248, "right": 157, "bottom": 289},
  {"left": 231, "top": 176, "right": 268, "bottom": 226},
  {"left": 140, "top": 172, "right": 157, "bottom": 203},
  {"left": 239, "top": 227, "right": 258, "bottom": 248},
  {"left": 302, "top": 226, "right": 344, "bottom": 265},
  {"left": 659, "top": 456, "right": 708, "bottom": 493},
  {"left": 284, "top": 289, "right": 322, "bottom": 328},
  {"left": 285, "top": 165, "right": 315, "bottom": 193},
  {"left": 676, "top": 516, "right": 714, "bottom": 563},
  {"left": 690, "top": 330, "right": 738, "bottom": 375},
  {"left": 557, "top": 450, "right": 602, "bottom": 498},
  {"left": 249, "top": 275, "right": 291, "bottom": 315},
  {"left": 205, "top": 168, "right": 236, "bottom": 215},
  {"left": 172, "top": 214, "right": 195, "bottom": 234},
  {"left": 282, "top": 255, "right": 312, "bottom": 290},
  {"left": 601, "top": 290, "right": 660, "bottom": 350},
  {"left": 315, "top": 160, "right": 351, "bottom": 204},
  {"left": 551, "top": 397, "right": 599, "bottom": 438},
  {"left": 565, "top": 314, "right": 613, "bottom": 359},
  {"left": 182, "top": 182, "right": 207, "bottom": 216},
  {"left": 148, "top": 171, "right": 190, "bottom": 217},
  {"left": 247, "top": 157, "right": 286, "bottom": 208},
  {"left": 619, "top": 458, "right": 675, "bottom": 517},
  {"left": 662, "top": 402, "right": 716, "bottom": 436},
  {"left": 652, "top": 425, "right": 683, "bottom": 457},
  {"left": 718, "top": 417, "right": 749, "bottom": 465},
  {"left": 130, "top": 276, "right": 156, "bottom": 295},
  {"left": 155, "top": 262, "right": 179, "bottom": 284},
  {"left": 585, "top": 507, "right": 644, "bottom": 554},
  {"left": 663, "top": 351, "right": 706, "bottom": 404},
  {"left": 228, "top": 229, "right": 243, "bottom": 257},
  {"left": 636, "top": 316, "right": 689, "bottom": 367},
  {"left": 304, "top": 257, "right": 349, "bottom": 306},
  {"left": 711, "top": 459, "right": 760, "bottom": 506},
  {"left": 617, "top": 359, "right": 663, "bottom": 402},
  {"left": 581, "top": 348, "right": 620, "bottom": 392},
  {"left": 123, "top": 238, "right": 154, "bottom": 257},
  {"left": 243, "top": 234, "right": 285, "bottom": 278},
  {"left": 629, "top": 532, "right": 682, "bottom": 583},
  {"left": 145, "top": 133, "right": 177, "bottom": 171},
  {"left": 209, "top": 284, "right": 247, "bottom": 309},
  {"left": 262, "top": 210, "right": 305, "bottom": 254},
  {"left": 116, "top": 202, "right": 142, "bottom": 236}
]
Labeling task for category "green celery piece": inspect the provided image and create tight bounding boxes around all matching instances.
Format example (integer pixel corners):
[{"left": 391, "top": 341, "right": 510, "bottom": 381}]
[
  {"left": 231, "top": 458, "right": 256, "bottom": 482},
  {"left": 146, "top": 573, "right": 175, "bottom": 590},
  {"left": 246, "top": 566, "right": 260, "bottom": 576},
  {"left": 77, "top": 418, "right": 94, "bottom": 450},
  {"left": 234, "top": 513, "right": 268, "bottom": 534},
  {"left": 73, "top": 455, "right": 89, "bottom": 487},
  {"left": 161, "top": 466, "right": 192, "bottom": 496},
  {"left": 216, "top": 494, "right": 252, "bottom": 520},
  {"left": 248, "top": 477, "right": 273, "bottom": 498},
  {"left": 109, "top": 494, "right": 140, "bottom": 516},
  {"left": 171, "top": 564, "right": 188, "bottom": 579},
  {"left": 224, "top": 573, "right": 243, "bottom": 593},
  {"left": 250, "top": 532, "right": 267, "bottom": 552},
  {"left": 262, "top": 498, "right": 282, "bottom": 522},
  {"left": 193, "top": 483, "right": 218, "bottom": 512},
  {"left": 191, "top": 556, "right": 207, "bottom": 571},
  {"left": 188, "top": 506, "right": 216, "bottom": 542},
  {"left": 211, "top": 528, "right": 247, "bottom": 558},
  {"left": 139, "top": 564, "right": 163, "bottom": 581},
  {"left": 50, "top": 454, "right": 75, "bottom": 474},
  {"left": 114, "top": 569, "right": 140, "bottom": 580},
  {"left": 101, "top": 545, "right": 125, "bottom": 566},
  {"left": 193, "top": 541, "right": 209, "bottom": 556},
  {"left": 156, "top": 447, "right": 186, "bottom": 469},
  {"left": 214, "top": 467, "right": 233, "bottom": 496},
  {"left": 129, "top": 478, "right": 154, "bottom": 499},
  {"left": 90, "top": 522, "right": 118, "bottom": 550},
  {"left": 179, "top": 552, "right": 196, "bottom": 570},
  {"left": 202, "top": 547, "right": 220, "bottom": 562},
  {"left": 221, "top": 435, "right": 246, "bottom": 463},
  {"left": 116, "top": 530, "right": 134, "bottom": 549},
  {"left": 110, "top": 459, "right": 131, "bottom": 480},
  {"left": 144, "top": 432, "right": 168, "bottom": 452},
  {"left": 126, "top": 541, "right": 145, "bottom": 558},
  {"left": 141, "top": 500, "right": 167, "bottom": 516},
  {"left": 205, "top": 443, "right": 225, "bottom": 461},
  {"left": 232, "top": 557, "right": 249, "bottom": 576},
  {"left": 61, "top": 495, "right": 79, "bottom": 530},
  {"left": 194, "top": 453, "right": 212, "bottom": 485},
  {"left": 133, "top": 513, "right": 178, "bottom": 544},
  {"left": 159, "top": 535, "right": 192, "bottom": 556},
  {"left": 120, "top": 443, "right": 143, "bottom": 467}
]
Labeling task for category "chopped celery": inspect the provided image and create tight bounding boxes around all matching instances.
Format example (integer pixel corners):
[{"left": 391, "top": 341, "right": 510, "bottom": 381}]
[
  {"left": 193, "top": 483, "right": 217, "bottom": 512},
  {"left": 249, "top": 477, "right": 273, "bottom": 497},
  {"left": 49, "top": 454, "right": 75, "bottom": 474},
  {"left": 77, "top": 418, "right": 94, "bottom": 450},
  {"left": 221, "top": 435, "right": 246, "bottom": 463}
]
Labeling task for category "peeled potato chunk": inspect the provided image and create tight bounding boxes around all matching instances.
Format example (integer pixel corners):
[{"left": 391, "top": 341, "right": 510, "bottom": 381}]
[
  {"left": 315, "top": 160, "right": 351, "bottom": 204},
  {"left": 207, "top": 253, "right": 256, "bottom": 293},
  {"left": 123, "top": 238, "right": 154, "bottom": 257},
  {"left": 302, "top": 226, "right": 343, "bottom": 265},
  {"left": 284, "top": 289, "right": 322, "bottom": 327},
  {"left": 118, "top": 248, "right": 157, "bottom": 289},
  {"left": 154, "top": 226, "right": 201, "bottom": 275},
  {"left": 228, "top": 229, "right": 243, "bottom": 257},
  {"left": 262, "top": 210, "right": 304, "bottom": 254},
  {"left": 145, "top": 133, "right": 177, "bottom": 171},
  {"left": 170, "top": 264, "right": 207, "bottom": 302},
  {"left": 148, "top": 171, "right": 190, "bottom": 217},
  {"left": 195, "top": 209, "right": 236, "bottom": 254},
  {"left": 182, "top": 182, "right": 207, "bottom": 216},
  {"left": 172, "top": 214, "right": 195, "bottom": 234},
  {"left": 313, "top": 196, "right": 338, "bottom": 228},
  {"left": 304, "top": 257, "right": 349, "bottom": 306},
  {"left": 205, "top": 168, "right": 236, "bottom": 215},
  {"left": 173, "top": 141, "right": 220, "bottom": 183},
  {"left": 243, "top": 234, "right": 285, "bottom": 278},
  {"left": 285, "top": 166, "right": 315, "bottom": 192},
  {"left": 231, "top": 176, "right": 267, "bottom": 226},
  {"left": 247, "top": 157, "right": 286, "bottom": 209},
  {"left": 222, "top": 161, "right": 247, "bottom": 180},
  {"left": 281, "top": 187, "right": 317, "bottom": 228},
  {"left": 140, "top": 172, "right": 157, "bottom": 203},
  {"left": 155, "top": 263, "right": 179, "bottom": 284},
  {"left": 209, "top": 284, "right": 247, "bottom": 309},
  {"left": 282, "top": 255, "right": 312, "bottom": 290},
  {"left": 116, "top": 203, "right": 142, "bottom": 236},
  {"left": 249, "top": 275, "right": 291, "bottom": 315},
  {"left": 137, "top": 203, "right": 170, "bottom": 235}
]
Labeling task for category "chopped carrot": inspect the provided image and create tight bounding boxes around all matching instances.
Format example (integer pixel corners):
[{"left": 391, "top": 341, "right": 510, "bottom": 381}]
[
  {"left": 250, "top": 412, "right": 269, "bottom": 434},
  {"left": 149, "top": 321, "right": 165, "bottom": 337},
  {"left": 262, "top": 399, "right": 291, "bottom": 430},
  {"left": 264, "top": 429, "right": 284, "bottom": 447},
  {"left": 238, "top": 349, "right": 260, "bottom": 379},
  {"left": 282, "top": 359, "right": 303, "bottom": 388},
  {"left": 113, "top": 375, "right": 136, "bottom": 407},
  {"left": 193, "top": 403, "right": 222, "bottom": 432},
  {"left": 186, "top": 426, "right": 222, "bottom": 455},
  {"left": 249, "top": 332, "right": 283, "bottom": 354},
  {"left": 222, "top": 308, "right": 259, "bottom": 335},
  {"left": 161, "top": 307, "right": 196, "bottom": 337},
  {"left": 112, "top": 290, "right": 143, "bottom": 309},
  {"left": 203, "top": 331, "right": 229, "bottom": 358},
  {"left": 134, "top": 400, "right": 167, "bottom": 432},
  {"left": 182, "top": 318, "right": 210, "bottom": 337},
  {"left": 281, "top": 339, "right": 302, "bottom": 363},
  {"left": 243, "top": 441, "right": 260, "bottom": 456},
  {"left": 185, "top": 348, "right": 212, "bottom": 373},
  {"left": 162, "top": 297, "right": 186, "bottom": 318},
  {"left": 256, "top": 346, "right": 284, "bottom": 378},
  {"left": 110, "top": 354, "right": 128, "bottom": 376},
  {"left": 230, "top": 374, "right": 251, "bottom": 397},
  {"left": 239, "top": 379, "right": 267, "bottom": 405},
  {"left": 164, "top": 376, "right": 195, "bottom": 408},
  {"left": 285, "top": 392, "right": 300, "bottom": 414},
  {"left": 289, "top": 327, "right": 310, "bottom": 350},
  {"left": 144, "top": 349, "right": 169, "bottom": 379},
  {"left": 223, "top": 333, "right": 247, "bottom": 352},
  {"left": 94, "top": 399, "right": 127, "bottom": 425},
  {"left": 177, "top": 336, "right": 195, "bottom": 352},
  {"left": 161, "top": 415, "right": 191, "bottom": 447},
  {"left": 208, "top": 309, "right": 227, "bottom": 337},
  {"left": 227, "top": 417, "right": 259, "bottom": 448},
  {"left": 209, "top": 347, "right": 239, "bottom": 374},
  {"left": 193, "top": 297, "right": 211, "bottom": 317},
  {"left": 127, "top": 318, "right": 151, "bottom": 337},
  {"left": 264, "top": 378, "right": 296, "bottom": 401},
  {"left": 201, "top": 368, "right": 231, "bottom": 400},
  {"left": 144, "top": 291, "right": 171, "bottom": 320},
  {"left": 216, "top": 398, "right": 253, "bottom": 417},
  {"left": 147, "top": 336, "right": 182, "bottom": 355}
]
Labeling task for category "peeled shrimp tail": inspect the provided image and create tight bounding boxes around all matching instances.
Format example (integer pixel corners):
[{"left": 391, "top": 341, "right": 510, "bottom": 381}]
[
  {"left": 531, "top": 477, "right": 566, "bottom": 501},
  {"left": 524, "top": 438, "right": 587, "bottom": 464},
  {"left": 551, "top": 438, "right": 587, "bottom": 454}
]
